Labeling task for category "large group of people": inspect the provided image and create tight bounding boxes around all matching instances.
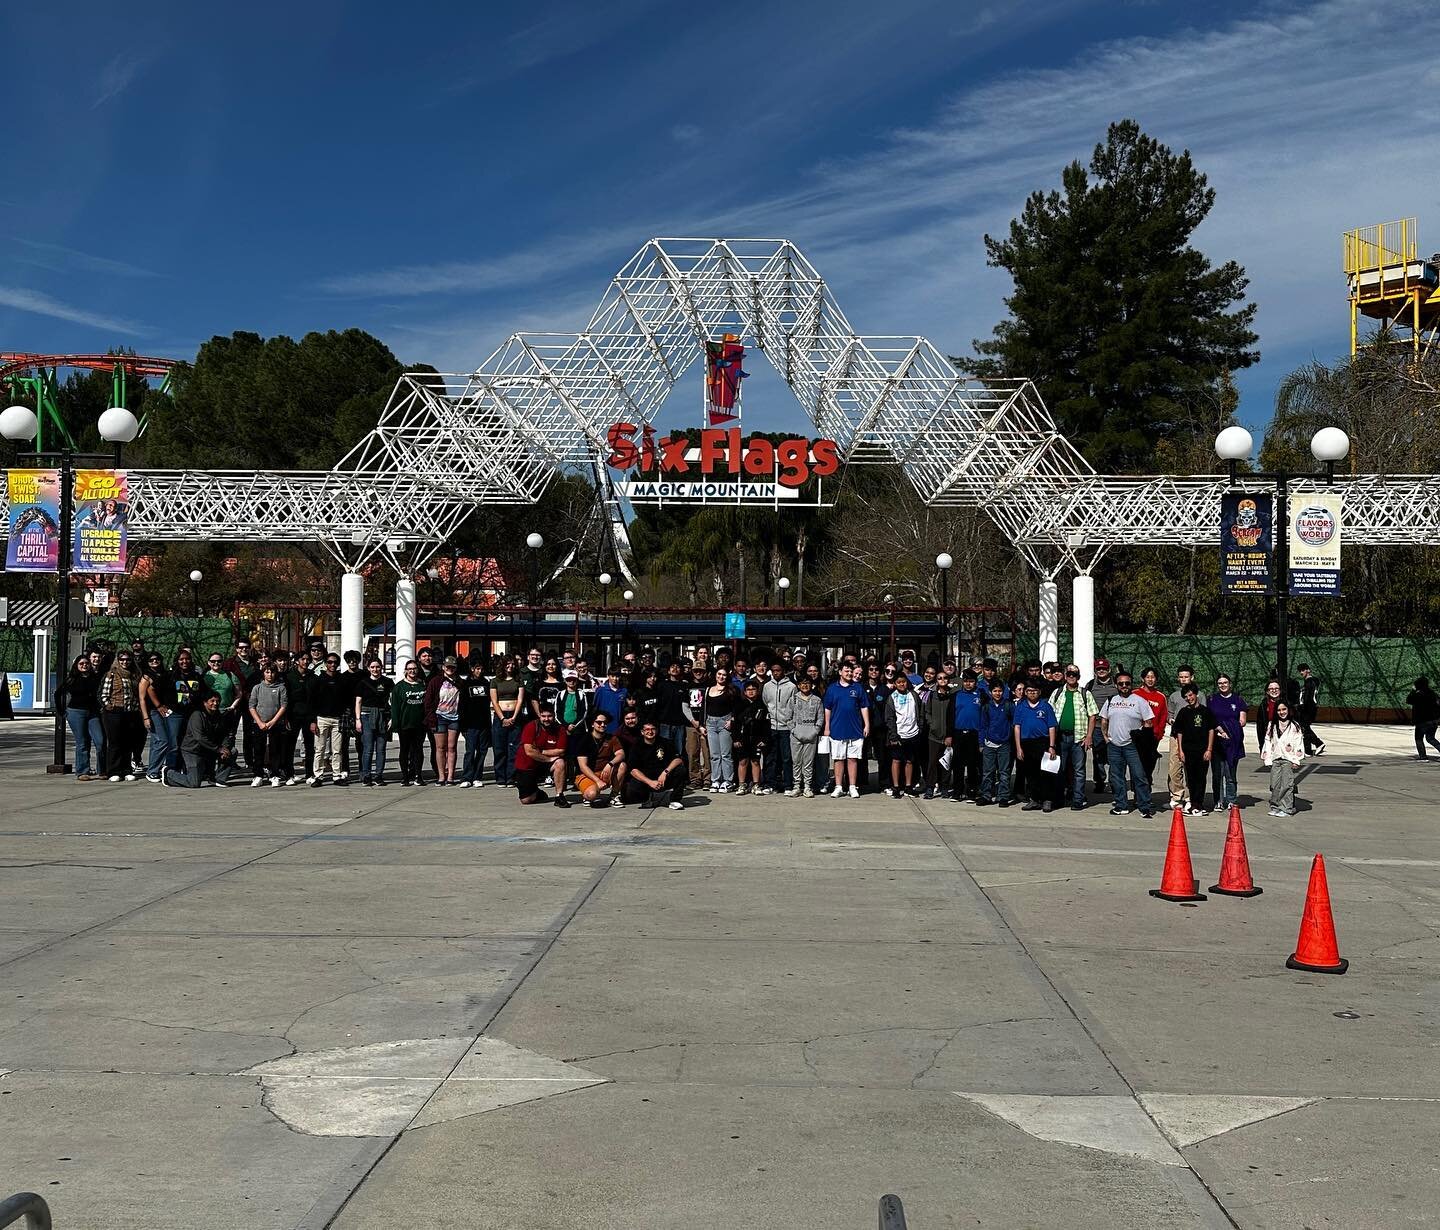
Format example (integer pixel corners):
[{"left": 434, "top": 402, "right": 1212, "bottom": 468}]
[{"left": 57, "top": 635, "right": 1440, "bottom": 818}]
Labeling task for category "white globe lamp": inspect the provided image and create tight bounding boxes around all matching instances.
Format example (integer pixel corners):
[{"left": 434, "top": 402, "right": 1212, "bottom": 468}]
[
  {"left": 1310, "top": 427, "right": 1350, "bottom": 463},
  {"left": 98, "top": 406, "right": 140, "bottom": 443},
  {"left": 0, "top": 405, "right": 38, "bottom": 441},
  {"left": 1214, "top": 425, "right": 1253, "bottom": 462}
]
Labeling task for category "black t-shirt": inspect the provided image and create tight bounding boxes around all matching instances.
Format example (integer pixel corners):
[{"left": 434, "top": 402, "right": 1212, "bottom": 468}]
[
  {"left": 703, "top": 687, "right": 736, "bottom": 719},
  {"left": 461, "top": 675, "right": 491, "bottom": 727},
  {"left": 633, "top": 688, "right": 664, "bottom": 725},
  {"left": 311, "top": 672, "right": 347, "bottom": 719},
  {"left": 358, "top": 675, "right": 394, "bottom": 711},
  {"left": 658, "top": 679, "right": 687, "bottom": 724},
  {"left": 1171, "top": 705, "right": 1218, "bottom": 746},
  {"left": 629, "top": 737, "right": 678, "bottom": 781}
]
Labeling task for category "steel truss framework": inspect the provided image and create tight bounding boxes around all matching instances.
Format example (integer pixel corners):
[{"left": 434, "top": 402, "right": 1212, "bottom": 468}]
[{"left": 4, "top": 238, "right": 1439, "bottom": 575}]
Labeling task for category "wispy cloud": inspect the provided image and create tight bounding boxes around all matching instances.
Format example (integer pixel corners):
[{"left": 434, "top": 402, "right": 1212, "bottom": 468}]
[
  {"left": 12, "top": 237, "right": 162, "bottom": 279},
  {"left": 0, "top": 285, "right": 146, "bottom": 335},
  {"left": 670, "top": 123, "right": 702, "bottom": 145},
  {"left": 93, "top": 51, "right": 154, "bottom": 107}
]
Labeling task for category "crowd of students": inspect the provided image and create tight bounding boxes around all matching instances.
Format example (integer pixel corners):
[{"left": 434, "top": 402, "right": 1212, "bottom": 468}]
[{"left": 56, "top": 634, "right": 1440, "bottom": 817}]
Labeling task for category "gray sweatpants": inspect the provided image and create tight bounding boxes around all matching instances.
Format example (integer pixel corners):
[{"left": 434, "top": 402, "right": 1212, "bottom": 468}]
[
  {"left": 1269, "top": 759, "right": 1296, "bottom": 813},
  {"left": 791, "top": 734, "right": 817, "bottom": 789}
]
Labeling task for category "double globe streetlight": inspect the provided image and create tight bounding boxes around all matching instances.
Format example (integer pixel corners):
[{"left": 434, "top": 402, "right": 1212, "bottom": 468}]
[
  {"left": 1214, "top": 423, "right": 1351, "bottom": 689},
  {"left": 1, "top": 402, "right": 141, "bottom": 773}
]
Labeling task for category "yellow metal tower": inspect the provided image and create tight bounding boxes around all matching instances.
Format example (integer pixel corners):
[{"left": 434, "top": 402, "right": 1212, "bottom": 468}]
[{"left": 1343, "top": 218, "right": 1440, "bottom": 358}]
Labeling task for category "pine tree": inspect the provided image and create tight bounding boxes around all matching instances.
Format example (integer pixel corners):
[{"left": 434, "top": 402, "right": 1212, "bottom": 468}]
[{"left": 963, "top": 120, "right": 1259, "bottom": 473}]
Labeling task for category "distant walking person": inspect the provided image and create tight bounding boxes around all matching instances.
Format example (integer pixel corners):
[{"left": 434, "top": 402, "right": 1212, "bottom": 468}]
[
  {"left": 1406, "top": 677, "right": 1440, "bottom": 760},
  {"left": 1261, "top": 701, "right": 1306, "bottom": 817},
  {"left": 1295, "top": 664, "right": 1325, "bottom": 755}
]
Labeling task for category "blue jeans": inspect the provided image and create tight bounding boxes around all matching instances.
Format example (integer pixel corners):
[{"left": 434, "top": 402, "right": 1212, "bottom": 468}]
[
  {"left": 981, "top": 741, "right": 1011, "bottom": 803},
  {"left": 660, "top": 723, "right": 685, "bottom": 761},
  {"left": 765, "top": 731, "right": 794, "bottom": 791},
  {"left": 1211, "top": 756, "right": 1239, "bottom": 808},
  {"left": 360, "top": 709, "right": 389, "bottom": 782},
  {"left": 67, "top": 708, "right": 103, "bottom": 775},
  {"left": 1054, "top": 732, "right": 1087, "bottom": 806},
  {"left": 146, "top": 711, "right": 183, "bottom": 777},
  {"left": 492, "top": 720, "right": 522, "bottom": 785},
  {"left": 462, "top": 726, "right": 490, "bottom": 783},
  {"left": 1107, "top": 741, "right": 1151, "bottom": 813}
]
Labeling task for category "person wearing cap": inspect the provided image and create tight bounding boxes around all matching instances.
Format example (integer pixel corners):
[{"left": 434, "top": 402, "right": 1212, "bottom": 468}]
[
  {"left": 949, "top": 670, "right": 984, "bottom": 801},
  {"left": 1086, "top": 658, "right": 1118, "bottom": 794},
  {"left": 423, "top": 655, "right": 464, "bottom": 785},
  {"left": 1048, "top": 664, "right": 1099, "bottom": 810},
  {"left": 789, "top": 650, "right": 808, "bottom": 684}
]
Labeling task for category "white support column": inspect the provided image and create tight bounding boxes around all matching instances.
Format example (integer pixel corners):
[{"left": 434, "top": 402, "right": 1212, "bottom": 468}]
[
  {"left": 1038, "top": 579, "right": 1059, "bottom": 664},
  {"left": 1072, "top": 573, "right": 1095, "bottom": 686},
  {"left": 393, "top": 578, "right": 417, "bottom": 677},
  {"left": 340, "top": 571, "right": 365, "bottom": 660}
]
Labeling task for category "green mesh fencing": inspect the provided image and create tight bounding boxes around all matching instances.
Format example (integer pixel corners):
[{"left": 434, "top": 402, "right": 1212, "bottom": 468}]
[{"left": 1016, "top": 633, "right": 1439, "bottom": 719}]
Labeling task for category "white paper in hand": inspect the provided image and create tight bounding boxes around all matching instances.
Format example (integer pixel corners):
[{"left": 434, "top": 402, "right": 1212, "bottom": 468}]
[{"left": 1039, "top": 751, "right": 1062, "bottom": 775}]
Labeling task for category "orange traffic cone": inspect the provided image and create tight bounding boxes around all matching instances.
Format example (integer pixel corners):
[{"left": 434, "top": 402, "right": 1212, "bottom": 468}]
[
  {"left": 1149, "top": 809, "right": 1206, "bottom": 903},
  {"left": 1210, "top": 805, "right": 1262, "bottom": 897},
  {"left": 1286, "top": 854, "right": 1348, "bottom": 974}
]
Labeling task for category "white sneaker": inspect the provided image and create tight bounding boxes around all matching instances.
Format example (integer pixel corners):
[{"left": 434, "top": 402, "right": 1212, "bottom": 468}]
[
  {"left": 270, "top": 777, "right": 283, "bottom": 787},
  {"left": 667, "top": 800, "right": 685, "bottom": 810},
  {"left": 848, "top": 785, "right": 860, "bottom": 799},
  {"left": 784, "top": 787, "right": 799, "bottom": 797},
  {"left": 473, "top": 780, "right": 486, "bottom": 788},
  {"left": 124, "top": 773, "right": 137, "bottom": 782},
  {"left": 610, "top": 796, "right": 625, "bottom": 808},
  {"left": 251, "top": 776, "right": 264, "bottom": 787},
  {"left": 708, "top": 783, "right": 719, "bottom": 793},
  {"left": 802, "top": 788, "right": 814, "bottom": 798},
  {"left": 288, "top": 775, "right": 303, "bottom": 786},
  {"left": 337, "top": 772, "right": 349, "bottom": 783},
  {"left": 458, "top": 781, "right": 473, "bottom": 789},
  {"left": 830, "top": 785, "right": 844, "bottom": 798},
  {"left": 108, "top": 775, "right": 121, "bottom": 782}
]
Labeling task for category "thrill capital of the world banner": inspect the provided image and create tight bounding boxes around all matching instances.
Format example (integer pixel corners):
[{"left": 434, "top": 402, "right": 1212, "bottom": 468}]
[{"left": 1219, "top": 491, "right": 1273, "bottom": 595}]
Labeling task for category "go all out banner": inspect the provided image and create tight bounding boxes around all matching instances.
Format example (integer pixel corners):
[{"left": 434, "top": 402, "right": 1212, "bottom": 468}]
[{"left": 5, "top": 468, "right": 129, "bottom": 574}]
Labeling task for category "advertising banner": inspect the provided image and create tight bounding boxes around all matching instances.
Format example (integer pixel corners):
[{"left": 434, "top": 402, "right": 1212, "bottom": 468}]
[
  {"left": 1289, "top": 493, "right": 1343, "bottom": 596},
  {"left": 72, "top": 469, "right": 128, "bottom": 574},
  {"left": 5, "top": 468, "right": 61, "bottom": 572},
  {"left": 1219, "top": 491, "right": 1273, "bottom": 595}
]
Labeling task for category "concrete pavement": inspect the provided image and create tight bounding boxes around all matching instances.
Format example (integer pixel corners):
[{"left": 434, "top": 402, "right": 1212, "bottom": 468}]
[{"left": 1, "top": 716, "right": 1436, "bottom": 1228}]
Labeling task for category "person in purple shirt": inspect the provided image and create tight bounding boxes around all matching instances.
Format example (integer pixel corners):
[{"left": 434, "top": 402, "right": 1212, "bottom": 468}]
[{"left": 1206, "top": 673, "right": 1247, "bottom": 810}]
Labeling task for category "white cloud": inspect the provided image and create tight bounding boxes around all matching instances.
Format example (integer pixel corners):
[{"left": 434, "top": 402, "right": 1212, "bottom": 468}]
[
  {"left": 12, "top": 237, "right": 162, "bottom": 279},
  {"left": 93, "top": 51, "right": 150, "bottom": 107},
  {"left": 0, "top": 285, "right": 146, "bottom": 335}
]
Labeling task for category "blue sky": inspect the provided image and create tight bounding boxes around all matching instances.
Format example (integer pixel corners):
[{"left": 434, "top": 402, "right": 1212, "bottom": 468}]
[{"left": 5, "top": 0, "right": 1439, "bottom": 440}]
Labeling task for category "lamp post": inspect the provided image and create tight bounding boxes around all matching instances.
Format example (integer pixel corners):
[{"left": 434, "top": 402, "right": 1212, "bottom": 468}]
[
  {"left": 598, "top": 572, "right": 612, "bottom": 667},
  {"left": 1214, "top": 425, "right": 1351, "bottom": 691},
  {"left": 935, "top": 552, "right": 953, "bottom": 661},
  {"left": 777, "top": 576, "right": 790, "bottom": 608},
  {"left": 622, "top": 589, "right": 634, "bottom": 659},
  {"left": 525, "top": 532, "right": 544, "bottom": 648},
  {"left": 189, "top": 569, "right": 203, "bottom": 618},
  {"left": 2, "top": 402, "right": 139, "bottom": 773}
]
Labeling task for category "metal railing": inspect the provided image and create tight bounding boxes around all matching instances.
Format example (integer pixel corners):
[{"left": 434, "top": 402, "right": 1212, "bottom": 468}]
[{"left": 0, "top": 1193, "right": 51, "bottom": 1230}]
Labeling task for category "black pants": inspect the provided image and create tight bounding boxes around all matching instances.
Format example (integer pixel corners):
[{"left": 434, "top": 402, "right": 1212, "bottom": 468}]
[
  {"left": 1298, "top": 712, "right": 1322, "bottom": 754},
  {"left": 102, "top": 710, "right": 134, "bottom": 777},
  {"left": 1019, "top": 737, "right": 1048, "bottom": 803},
  {"left": 1182, "top": 746, "right": 1209, "bottom": 810},
  {"left": 283, "top": 721, "right": 314, "bottom": 779},
  {"left": 253, "top": 728, "right": 284, "bottom": 777},
  {"left": 399, "top": 729, "right": 425, "bottom": 783},
  {"left": 950, "top": 730, "right": 981, "bottom": 798},
  {"left": 926, "top": 740, "right": 949, "bottom": 792},
  {"left": 1134, "top": 727, "right": 1159, "bottom": 785},
  {"left": 622, "top": 776, "right": 685, "bottom": 806}
]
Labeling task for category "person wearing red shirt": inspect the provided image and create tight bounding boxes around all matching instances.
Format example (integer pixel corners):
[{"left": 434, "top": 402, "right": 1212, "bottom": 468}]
[
  {"left": 515, "top": 708, "right": 570, "bottom": 807},
  {"left": 1133, "top": 667, "right": 1169, "bottom": 788}
]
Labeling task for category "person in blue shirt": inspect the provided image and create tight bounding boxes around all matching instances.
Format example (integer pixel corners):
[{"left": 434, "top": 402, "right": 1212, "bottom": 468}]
[
  {"left": 594, "top": 666, "right": 628, "bottom": 726},
  {"left": 978, "top": 680, "right": 1014, "bottom": 806},
  {"left": 1206, "top": 674, "right": 1248, "bottom": 810},
  {"left": 949, "top": 670, "right": 984, "bottom": 802},
  {"left": 1012, "top": 681, "right": 1058, "bottom": 812},
  {"left": 823, "top": 661, "right": 871, "bottom": 798}
]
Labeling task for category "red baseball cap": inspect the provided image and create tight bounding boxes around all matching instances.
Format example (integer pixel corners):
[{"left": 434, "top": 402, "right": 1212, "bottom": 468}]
[{"left": 1094, "top": 657, "right": 1109, "bottom": 669}]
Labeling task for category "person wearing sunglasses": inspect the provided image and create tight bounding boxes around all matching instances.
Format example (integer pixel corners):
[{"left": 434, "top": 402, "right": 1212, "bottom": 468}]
[
  {"left": 99, "top": 651, "right": 141, "bottom": 781},
  {"left": 571, "top": 712, "right": 627, "bottom": 807},
  {"left": 1098, "top": 674, "right": 1155, "bottom": 818}
]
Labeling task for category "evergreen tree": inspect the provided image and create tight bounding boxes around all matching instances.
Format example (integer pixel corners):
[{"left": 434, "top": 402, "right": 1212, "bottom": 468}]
[{"left": 963, "top": 120, "right": 1259, "bottom": 472}]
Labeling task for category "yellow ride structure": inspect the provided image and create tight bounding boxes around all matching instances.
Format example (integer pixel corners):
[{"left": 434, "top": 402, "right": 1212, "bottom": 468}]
[{"left": 1343, "top": 217, "right": 1440, "bottom": 358}]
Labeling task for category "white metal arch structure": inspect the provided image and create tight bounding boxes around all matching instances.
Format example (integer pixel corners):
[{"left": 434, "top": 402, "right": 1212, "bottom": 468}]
[{"left": 5, "top": 235, "right": 1440, "bottom": 663}]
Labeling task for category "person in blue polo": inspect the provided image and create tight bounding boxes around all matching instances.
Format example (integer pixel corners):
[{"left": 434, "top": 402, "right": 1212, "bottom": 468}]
[
  {"left": 823, "top": 660, "right": 871, "bottom": 798},
  {"left": 1012, "top": 680, "right": 1058, "bottom": 812},
  {"left": 949, "top": 670, "right": 983, "bottom": 802}
]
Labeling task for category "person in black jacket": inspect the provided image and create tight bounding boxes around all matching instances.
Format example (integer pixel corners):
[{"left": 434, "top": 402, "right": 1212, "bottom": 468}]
[
  {"left": 162, "top": 693, "right": 239, "bottom": 788},
  {"left": 278, "top": 651, "right": 314, "bottom": 784},
  {"left": 62, "top": 655, "right": 104, "bottom": 780},
  {"left": 309, "top": 654, "right": 348, "bottom": 785},
  {"left": 459, "top": 654, "right": 493, "bottom": 787},
  {"left": 1295, "top": 664, "right": 1325, "bottom": 756},
  {"left": 1406, "top": 677, "right": 1440, "bottom": 760},
  {"left": 731, "top": 678, "right": 771, "bottom": 795}
]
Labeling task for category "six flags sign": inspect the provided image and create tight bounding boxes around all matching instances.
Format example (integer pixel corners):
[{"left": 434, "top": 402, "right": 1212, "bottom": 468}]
[{"left": 606, "top": 422, "right": 839, "bottom": 505}]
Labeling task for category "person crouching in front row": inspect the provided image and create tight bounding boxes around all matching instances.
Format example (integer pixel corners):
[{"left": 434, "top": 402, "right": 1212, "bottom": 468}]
[
  {"left": 515, "top": 708, "right": 571, "bottom": 808},
  {"left": 573, "top": 713, "right": 628, "bottom": 808}
]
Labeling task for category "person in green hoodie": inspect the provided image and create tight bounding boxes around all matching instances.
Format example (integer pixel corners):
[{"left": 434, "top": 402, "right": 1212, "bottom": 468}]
[{"left": 390, "top": 659, "right": 428, "bottom": 786}]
